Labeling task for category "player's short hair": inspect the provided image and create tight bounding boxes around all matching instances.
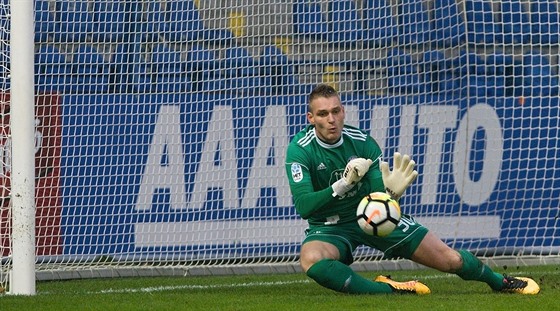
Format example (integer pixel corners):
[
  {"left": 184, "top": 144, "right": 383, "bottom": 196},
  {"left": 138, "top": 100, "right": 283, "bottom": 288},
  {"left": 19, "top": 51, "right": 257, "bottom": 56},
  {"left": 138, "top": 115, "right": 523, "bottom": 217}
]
[{"left": 308, "top": 84, "right": 339, "bottom": 111}]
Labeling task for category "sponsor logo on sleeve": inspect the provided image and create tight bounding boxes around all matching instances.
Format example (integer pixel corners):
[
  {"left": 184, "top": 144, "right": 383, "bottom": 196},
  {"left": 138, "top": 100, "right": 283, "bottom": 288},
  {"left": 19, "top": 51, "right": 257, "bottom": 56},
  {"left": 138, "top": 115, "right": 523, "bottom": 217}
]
[{"left": 291, "top": 163, "right": 303, "bottom": 182}]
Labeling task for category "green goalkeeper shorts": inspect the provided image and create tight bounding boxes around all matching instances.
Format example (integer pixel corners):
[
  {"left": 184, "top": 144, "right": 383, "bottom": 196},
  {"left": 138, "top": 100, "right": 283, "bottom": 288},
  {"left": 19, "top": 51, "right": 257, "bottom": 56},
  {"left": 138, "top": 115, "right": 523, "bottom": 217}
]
[{"left": 302, "top": 214, "right": 429, "bottom": 265}]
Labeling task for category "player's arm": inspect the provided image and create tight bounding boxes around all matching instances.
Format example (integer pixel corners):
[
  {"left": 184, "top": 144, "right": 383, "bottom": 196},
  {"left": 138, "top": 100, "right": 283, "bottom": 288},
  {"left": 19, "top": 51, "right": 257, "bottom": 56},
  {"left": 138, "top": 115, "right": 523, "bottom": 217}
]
[
  {"left": 284, "top": 143, "right": 334, "bottom": 218},
  {"left": 285, "top": 143, "right": 372, "bottom": 218},
  {"left": 286, "top": 158, "right": 372, "bottom": 219},
  {"left": 285, "top": 167, "right": 337, "bottom": 219}
]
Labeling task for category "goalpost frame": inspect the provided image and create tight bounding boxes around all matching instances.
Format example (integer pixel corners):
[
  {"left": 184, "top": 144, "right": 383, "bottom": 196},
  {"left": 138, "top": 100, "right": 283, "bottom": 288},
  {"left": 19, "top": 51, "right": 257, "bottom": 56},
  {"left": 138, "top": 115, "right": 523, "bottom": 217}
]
[{"left": 9, "top": 0, "right": 36, "bottom": 296}]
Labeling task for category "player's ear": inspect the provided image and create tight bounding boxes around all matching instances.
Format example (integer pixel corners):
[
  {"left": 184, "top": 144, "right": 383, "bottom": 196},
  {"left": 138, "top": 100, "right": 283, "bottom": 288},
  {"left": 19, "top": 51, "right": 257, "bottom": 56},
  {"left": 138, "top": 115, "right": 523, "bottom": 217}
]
[{"left": 307, "top": 111, "right": 314, "bottom": 124}]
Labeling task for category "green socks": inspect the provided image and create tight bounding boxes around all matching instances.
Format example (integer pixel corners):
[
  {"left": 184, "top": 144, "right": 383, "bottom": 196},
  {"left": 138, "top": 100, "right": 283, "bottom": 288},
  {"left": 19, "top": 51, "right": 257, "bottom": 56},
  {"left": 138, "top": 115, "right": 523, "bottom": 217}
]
[
  {"left": 306, "top": 251, "right": 506, "bottom": 293},
  {"left": 306, "top": 259, "right": 393, "bottom": 294},
  {"left": 456, "top": 250, "right": 505, "bottom": 290}
]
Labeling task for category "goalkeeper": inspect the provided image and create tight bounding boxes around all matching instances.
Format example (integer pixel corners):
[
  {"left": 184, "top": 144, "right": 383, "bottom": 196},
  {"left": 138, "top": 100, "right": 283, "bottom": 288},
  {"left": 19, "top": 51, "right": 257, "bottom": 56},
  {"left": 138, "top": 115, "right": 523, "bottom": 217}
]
[{"left": 284, "top": 84, "right": 540, "bottom": 295}]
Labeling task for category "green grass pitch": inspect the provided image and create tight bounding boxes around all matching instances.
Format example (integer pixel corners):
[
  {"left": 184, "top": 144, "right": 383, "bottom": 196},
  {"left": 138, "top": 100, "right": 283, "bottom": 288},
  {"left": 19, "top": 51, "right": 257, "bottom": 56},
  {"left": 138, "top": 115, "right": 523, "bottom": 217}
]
[{"left": 1, "top": 265, "right": 558, "bottom": 311}]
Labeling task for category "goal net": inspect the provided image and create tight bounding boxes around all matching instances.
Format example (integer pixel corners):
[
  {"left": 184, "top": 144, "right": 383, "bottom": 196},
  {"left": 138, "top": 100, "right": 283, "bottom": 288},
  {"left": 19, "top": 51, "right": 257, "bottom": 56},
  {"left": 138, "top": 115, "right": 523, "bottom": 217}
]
[
  {"left": 0, "top": 0, "right": 9, "bottom": 293},
  {"left": 2, "top": 0, "right": 560, "bottom": 293}
]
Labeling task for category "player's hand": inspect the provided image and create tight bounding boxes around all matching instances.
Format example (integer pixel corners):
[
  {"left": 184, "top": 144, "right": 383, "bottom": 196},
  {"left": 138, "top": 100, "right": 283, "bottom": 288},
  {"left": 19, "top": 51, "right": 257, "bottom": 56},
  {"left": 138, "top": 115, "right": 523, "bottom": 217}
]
[
  {"left": 332, "top": 158, "right": 373, "bottom": 197},
  {"left": 344, "top": 158, "right": 374, "bottom": 185},
  {"left": 380, "top": 152, "right": 418, "bottom": 200}
]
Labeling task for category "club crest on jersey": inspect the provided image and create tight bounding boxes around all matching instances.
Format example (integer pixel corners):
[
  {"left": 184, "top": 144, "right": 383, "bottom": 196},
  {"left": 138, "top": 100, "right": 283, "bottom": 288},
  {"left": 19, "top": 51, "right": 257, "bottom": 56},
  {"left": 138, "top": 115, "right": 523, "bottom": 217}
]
[{"left": 291, "top": 163, "right": 303, "bottom": 182}]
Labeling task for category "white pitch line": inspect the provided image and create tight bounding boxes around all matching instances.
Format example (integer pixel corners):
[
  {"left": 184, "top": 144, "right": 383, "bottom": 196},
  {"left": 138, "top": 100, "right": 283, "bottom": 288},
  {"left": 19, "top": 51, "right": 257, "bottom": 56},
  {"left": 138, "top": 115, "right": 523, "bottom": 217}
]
[
  {"left": 37, "top": 269, "right": 560, "bottom": 296},
  {"left": 35, "top": 279, "right": 311, "bottom": 296},
  {"left": 97, "top": 279, "right": 312, "bottom": 295}
]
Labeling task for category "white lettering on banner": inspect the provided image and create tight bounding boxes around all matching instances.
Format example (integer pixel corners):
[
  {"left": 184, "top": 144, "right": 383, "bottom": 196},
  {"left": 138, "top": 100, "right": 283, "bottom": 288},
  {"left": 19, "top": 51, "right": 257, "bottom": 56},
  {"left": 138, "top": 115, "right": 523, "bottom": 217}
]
[
  {"left": 0, "top": 130, "right": 11, "bottom": 176},
  {"left": 453, "top": 104, "right": 503, "bottom": 206},
  {"left": 241, "top": 105, "right": 291, "bottom": 208},
  {"left": 189, "top": 105, "right": 240, "bottom": 210},
  {"left": 398, "top": 104, "right": 417, "bottom": 157},
  {"left": 134, "top": 103, "right": 503, "bottom": 212},
  {"left": 369, "top": 105, "right": 390, "bottom": 152},
  {"left": 34, "top": 119, "right": 43, "bottom": 154},
  {"left": 417, "top": 105, "right": 459, "bottom": 204},
  {"left": 0, "top": 118, "right": 43, "bottom": 176},
  {"left": 136, "top": 105, "right": 187, "bottom": 210}
]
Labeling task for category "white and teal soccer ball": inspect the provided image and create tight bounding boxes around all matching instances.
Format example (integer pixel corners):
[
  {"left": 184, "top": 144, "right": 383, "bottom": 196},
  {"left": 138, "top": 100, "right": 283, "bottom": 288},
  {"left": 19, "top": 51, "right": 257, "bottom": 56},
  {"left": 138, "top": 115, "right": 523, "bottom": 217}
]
[{"left": 356, "top": 192, "right": 401, "bottom": 237}]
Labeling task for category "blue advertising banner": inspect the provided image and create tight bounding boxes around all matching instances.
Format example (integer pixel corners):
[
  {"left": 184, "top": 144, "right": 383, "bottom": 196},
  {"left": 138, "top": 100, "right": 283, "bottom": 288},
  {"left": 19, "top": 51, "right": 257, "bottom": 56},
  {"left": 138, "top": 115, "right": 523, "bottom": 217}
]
[{"left": 59, "top": 93, "right": 559, "bottom": 258}]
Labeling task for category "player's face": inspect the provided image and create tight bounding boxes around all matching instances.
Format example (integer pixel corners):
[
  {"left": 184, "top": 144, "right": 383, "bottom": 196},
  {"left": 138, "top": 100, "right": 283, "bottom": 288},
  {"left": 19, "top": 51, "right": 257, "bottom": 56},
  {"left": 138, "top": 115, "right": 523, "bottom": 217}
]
[{"left": 307, "top": 95, "right": 345, "bottom": 144}]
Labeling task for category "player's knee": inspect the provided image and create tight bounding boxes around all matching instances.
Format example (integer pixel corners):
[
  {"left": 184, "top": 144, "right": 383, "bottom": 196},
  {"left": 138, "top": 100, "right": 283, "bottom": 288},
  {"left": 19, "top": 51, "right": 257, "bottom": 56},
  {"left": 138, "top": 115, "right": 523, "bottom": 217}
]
[
  {"left": 299, "top": 251, "right": 324, "bottom": 272},
  {"left": 442, "top": 250, "right": 464, "bottom": 273},
  {"left": 299, "top": 242, "right": 340, "bottom": 272},
  {"left": 425, "top": 249, "right": 464, "bottom": 273}
]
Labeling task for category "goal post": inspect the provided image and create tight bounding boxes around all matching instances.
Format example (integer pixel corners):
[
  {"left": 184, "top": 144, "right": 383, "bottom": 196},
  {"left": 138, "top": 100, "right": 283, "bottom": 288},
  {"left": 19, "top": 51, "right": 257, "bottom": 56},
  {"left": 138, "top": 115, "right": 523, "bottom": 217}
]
[
  {"left": 2, "top": 0, "right": 560, "bottom": 295},
  {"left": 3, "top": 0, "right": 36, "bottom": 296}
]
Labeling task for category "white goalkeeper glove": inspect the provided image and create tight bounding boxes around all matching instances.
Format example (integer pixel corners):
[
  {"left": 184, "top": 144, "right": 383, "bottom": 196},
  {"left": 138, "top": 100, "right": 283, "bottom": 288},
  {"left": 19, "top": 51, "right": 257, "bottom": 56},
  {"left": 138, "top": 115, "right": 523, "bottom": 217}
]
[
  {"left": 380, "top": 152, "right": 418, "bottom": 200},
  {"left": 332, "top": 158, "right": 373, "bottom": 197}
]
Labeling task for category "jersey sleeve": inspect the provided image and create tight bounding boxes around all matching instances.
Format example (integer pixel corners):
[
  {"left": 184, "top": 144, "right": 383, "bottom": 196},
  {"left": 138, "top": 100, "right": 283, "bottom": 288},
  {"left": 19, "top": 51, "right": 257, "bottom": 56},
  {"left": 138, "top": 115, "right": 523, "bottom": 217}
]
[{"left": 285, "top": 143, "right": 335, "bottom": 219}]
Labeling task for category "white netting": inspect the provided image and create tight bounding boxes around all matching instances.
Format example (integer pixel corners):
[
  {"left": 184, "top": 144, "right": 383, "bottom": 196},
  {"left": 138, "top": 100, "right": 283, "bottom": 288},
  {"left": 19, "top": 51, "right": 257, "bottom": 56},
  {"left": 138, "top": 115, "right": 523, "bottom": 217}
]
[
  {"left": 1, "top": 0, "right": 559, "bottom": 292},
  {"left": 0, "top": 0, "right": 9, "bottom": 293}
]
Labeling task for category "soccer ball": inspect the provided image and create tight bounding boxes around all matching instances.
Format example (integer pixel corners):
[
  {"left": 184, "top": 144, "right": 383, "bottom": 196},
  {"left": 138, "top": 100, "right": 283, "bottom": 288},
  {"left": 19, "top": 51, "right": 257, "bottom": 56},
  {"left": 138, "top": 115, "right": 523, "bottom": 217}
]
[{"left": 356, "top": 192, "right": 401, "bottom": 237}]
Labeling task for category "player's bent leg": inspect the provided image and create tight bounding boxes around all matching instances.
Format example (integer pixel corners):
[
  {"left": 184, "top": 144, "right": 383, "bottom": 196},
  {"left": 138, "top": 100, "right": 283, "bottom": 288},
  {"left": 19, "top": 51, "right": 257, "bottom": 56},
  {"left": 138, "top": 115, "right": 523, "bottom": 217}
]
[
  {"left": 299, "top": 240, "right": 340, "bottom": 272},
  {"left": 439, "top": 249, "right": 540, "bottom": 294},
  {"left": 412, "top": 232, "right": 504, "bottom": 290},
  {"left": 457, "top": 250, "right": 540, "bottom": 295},
  {"left": 454, "top": 249, "right": 505, "bottom": 290},
  {"left": 410, "top": 232, "right": 539, "bottom": 294},
  {"left": 306, "top": 258, "right": 393, "bottom": 294},
  {"left": 410, "top": 231, "right": 463, "bottom": 273},
  {"left": 301, "top": 241, "right": 394, "bottom": 294},
  {"left": 455, "top": 250, "right": 541, "bottom": 294}
]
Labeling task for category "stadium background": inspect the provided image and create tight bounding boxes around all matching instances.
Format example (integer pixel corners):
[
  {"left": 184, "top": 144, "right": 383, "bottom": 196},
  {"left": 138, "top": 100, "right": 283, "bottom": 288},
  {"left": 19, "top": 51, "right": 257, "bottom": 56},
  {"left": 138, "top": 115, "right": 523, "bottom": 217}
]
[{"left": 1, "top": 0, "right": 559, "bottom": 290}]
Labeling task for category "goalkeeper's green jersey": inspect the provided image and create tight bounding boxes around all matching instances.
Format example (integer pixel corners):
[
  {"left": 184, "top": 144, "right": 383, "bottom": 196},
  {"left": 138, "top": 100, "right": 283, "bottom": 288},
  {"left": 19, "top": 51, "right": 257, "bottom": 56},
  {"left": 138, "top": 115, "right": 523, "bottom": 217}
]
[{"left": 285, "top": 124, "right": 385, "bottom": 226}]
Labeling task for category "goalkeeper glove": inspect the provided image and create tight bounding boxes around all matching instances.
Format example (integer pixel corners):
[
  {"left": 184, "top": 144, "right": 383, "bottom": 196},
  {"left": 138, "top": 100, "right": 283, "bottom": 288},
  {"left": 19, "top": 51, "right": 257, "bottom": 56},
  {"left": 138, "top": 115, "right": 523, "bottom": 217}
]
[
  {"left": 380, "top": 152, "right": 418, "bottom": 200},
  {"left": 332, "top": 158, "right": 373, "bottom": 197}
]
